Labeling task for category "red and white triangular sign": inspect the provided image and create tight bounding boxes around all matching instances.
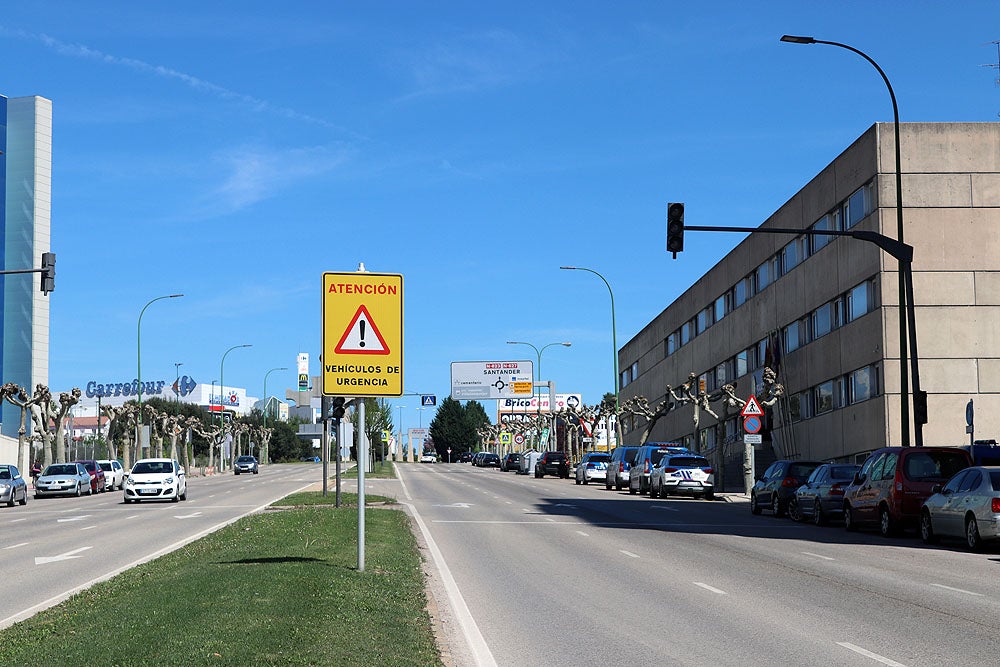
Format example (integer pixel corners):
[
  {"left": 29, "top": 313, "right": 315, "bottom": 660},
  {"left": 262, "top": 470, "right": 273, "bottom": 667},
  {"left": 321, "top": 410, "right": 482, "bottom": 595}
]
[
  {"left": 335, "top": 305, "right": 390, "bottom": 355},
  {"left": 741, "top": 395, "right": 764, "bottom": 417}
]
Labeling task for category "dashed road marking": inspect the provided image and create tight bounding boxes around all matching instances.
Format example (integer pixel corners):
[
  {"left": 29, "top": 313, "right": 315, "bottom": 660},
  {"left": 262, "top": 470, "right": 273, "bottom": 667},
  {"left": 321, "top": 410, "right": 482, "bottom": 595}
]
[
  {"left": 693, "top": 582, "right": 727, "bottom": 595},
  {"left": 837, "top": 642, "right": 907, "bottom": 666}
]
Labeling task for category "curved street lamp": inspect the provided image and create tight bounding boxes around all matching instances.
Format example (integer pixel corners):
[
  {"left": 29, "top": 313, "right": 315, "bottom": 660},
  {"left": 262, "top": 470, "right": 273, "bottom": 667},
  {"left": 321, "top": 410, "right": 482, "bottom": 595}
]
[
  {"left": 136, "top": 294, "right": 183, "bottom": 457},
  {"left": 560, "top": 265, "right": 620, "bottom": 449},
  {"left": 505, "top": 340, "right": 571, "bottom": 415},
  {"left": 219, "top": 344, "right": 252, "bottom": 471},
  {"left": 780, "top": 35, "right": 922, "bottom": 447}
]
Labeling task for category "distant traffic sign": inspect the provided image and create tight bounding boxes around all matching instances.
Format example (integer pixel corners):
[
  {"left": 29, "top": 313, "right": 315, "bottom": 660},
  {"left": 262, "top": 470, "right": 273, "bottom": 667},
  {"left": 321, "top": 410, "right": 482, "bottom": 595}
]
[
  {"left": 743, "top": 416, "right": 762, "bottom": 434},
  {"left": 741, "top": 395, "right": 764, "bottom": 417},
  {"left": 422, "top": 395, "right": 437, "bottom": 406},
  {"left": 450, "top": 360, "right": 534, "bottom": 400}
]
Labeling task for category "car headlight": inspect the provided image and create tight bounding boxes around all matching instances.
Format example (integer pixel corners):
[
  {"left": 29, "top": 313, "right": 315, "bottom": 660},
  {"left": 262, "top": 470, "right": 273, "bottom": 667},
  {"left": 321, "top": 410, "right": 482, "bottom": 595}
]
[
  {"left": 164, "top": 476, "right": 174, "bottom": 484},
  {"left": 125, "top": 477, "right": 135, "bottom": 487},
  {"left": 0, "top": 483, "right": 10, "bottom": 491}
]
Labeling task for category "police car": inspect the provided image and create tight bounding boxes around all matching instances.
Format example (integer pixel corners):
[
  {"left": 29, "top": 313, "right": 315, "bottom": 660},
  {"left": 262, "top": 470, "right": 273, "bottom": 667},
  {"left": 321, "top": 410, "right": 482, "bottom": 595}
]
[{"left": 649, "top": 453, "right": 715, "bottom": 500}]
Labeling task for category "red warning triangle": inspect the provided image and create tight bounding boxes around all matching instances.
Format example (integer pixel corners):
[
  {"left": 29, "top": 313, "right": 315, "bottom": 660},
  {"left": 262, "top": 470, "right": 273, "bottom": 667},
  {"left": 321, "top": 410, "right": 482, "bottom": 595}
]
[
  {"left": 335, "top": 305, "right": 390, "bottom": 355},
  {"left": 741, "top": 395, "right": 764, "bottom": 417}
]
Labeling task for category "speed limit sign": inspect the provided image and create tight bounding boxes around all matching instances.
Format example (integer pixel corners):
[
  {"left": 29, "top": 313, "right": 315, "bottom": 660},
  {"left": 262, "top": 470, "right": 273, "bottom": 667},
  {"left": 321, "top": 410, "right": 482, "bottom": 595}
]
[{"left": 513, "top": 433, "right": 525, "bottom": 446}]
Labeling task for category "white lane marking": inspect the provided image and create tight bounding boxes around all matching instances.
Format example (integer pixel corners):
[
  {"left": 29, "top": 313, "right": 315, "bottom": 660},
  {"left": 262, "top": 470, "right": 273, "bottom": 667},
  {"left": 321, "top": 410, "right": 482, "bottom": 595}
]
[
  {"left": 620, "top": 550, "right": 640, "bottom": 558},
  {"left": 931, "top": 583, "right": 984, "bottom": 597},
  {"left": 124, "top": 515, "right": 140, "bottom": 520},
  {"left": 545, "top": 517, "right": 557, "bottom": 522},
  {"left": 9, "top": 518, "right": 28, "bottom": 523},
  {"left": 650, "top": 506, "right": 680, "bottom": 512},
  {"left": 35, "top": 546, "right": 92, "bottom": 565},
  {"left": 837, "top": 642, "right": 907, "bottom": 666},
  {"left": 3, "top": 542, "right": 29, "bottom": 550},
  {"left": 693, "top": 582, "right": 727, "bottom": 595},
  {"left": 433, "top": 503, "right": 474, "bottom": 508},
  {"left": 56, "top": 515, "right": 91, "bottom": 523},
  {"left": 576, "top": 531, "right": 590, "bottom": 537},
  {"left": 802, "top": 551, "right": 836, "bottom": 561},
  {"left": 80, "top": 525, "right": 98, "bottom": 531},
  {"left": 173, "top": 512, "right": 203, "bottom": 519}
]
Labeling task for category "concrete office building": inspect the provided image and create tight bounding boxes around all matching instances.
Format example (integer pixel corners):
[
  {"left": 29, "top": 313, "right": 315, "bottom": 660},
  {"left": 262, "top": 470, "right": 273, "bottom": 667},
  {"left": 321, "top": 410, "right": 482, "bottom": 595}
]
[
  {"left": 1, "top": 95, "right": 53, "bottom": 454},
  {"left": 619, "top": 123, "right": 1000, "bottom": 475}
]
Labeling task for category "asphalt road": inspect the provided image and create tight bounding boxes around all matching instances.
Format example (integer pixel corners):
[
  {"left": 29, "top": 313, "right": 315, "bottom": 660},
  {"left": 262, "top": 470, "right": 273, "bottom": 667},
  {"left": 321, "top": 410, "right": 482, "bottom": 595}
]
[
  {"left": 397, "top": 462, "right": 1000, "bottom": 667},
  {"left": 0, "top": 462, "right": 322, "bottom": 629}
]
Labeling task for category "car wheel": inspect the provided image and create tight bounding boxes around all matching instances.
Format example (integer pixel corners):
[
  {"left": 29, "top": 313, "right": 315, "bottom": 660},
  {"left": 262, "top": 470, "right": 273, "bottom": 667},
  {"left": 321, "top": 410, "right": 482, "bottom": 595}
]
[
  {"left": 650, "top": 482, "right": 659, "bottom": 499},
  {"left": 966, "top": 516, "right": 983, "bottom": 551},
  {"left": 605, "top": 479, "right": 613, "bottom": 490},
  {"left": 180, "top": 487, "right": 187, "bottom": 501},
  {"left": 616, "top": 480, "right": 623, "bottom": 491},
  {"left": 582, "top": 477, "right": 588, "bottom": 485},
  {"left": 813, "top": 500, "right": 826, "bottom": 526},
  {"left": 844, "top": 504, "right": 858, "bottom": 532},
  {"left": 628, "top": 483, "right": 636, "bottom": 495},
  {"left": 575, "top": 478, "right": 581, "bottom": 485},
  {"left": 771, "top": 495, "right": 784, "bottom": 518},
  {"left": 75, "top": 483, "right": 82, "bottom": 497},
  {"left": 787, "top": 497, "right": 802, "bottom": 522},
  {"left": 878, "top": 506, "right": 896, "bottom": 537},
  {"left": 750, "top": 493, "right": 762, "bottom": 515},
  {"left": 18, "top": 493, "right": 27, "bottom": 506},
  {"left": 171, "top": 490, "right": 180, "bottom": 503},
  {"left": 253, "top": 470, "right": 258, "bottom": 475},
  {"left": 920, "top": 510, "right": 938, "bottom": 544},
  {"left": 6, "top": 497, "right": 13, "bottom": 507},
  {"left": 704, "top": 490, "right": 714, "bottom": 501}
]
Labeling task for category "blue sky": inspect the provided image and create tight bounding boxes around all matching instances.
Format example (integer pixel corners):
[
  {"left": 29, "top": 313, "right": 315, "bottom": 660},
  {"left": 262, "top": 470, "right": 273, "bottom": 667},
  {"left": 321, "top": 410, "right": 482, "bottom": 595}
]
[{"left": 1, "top": 2, "right": 997, "bottom": 430}]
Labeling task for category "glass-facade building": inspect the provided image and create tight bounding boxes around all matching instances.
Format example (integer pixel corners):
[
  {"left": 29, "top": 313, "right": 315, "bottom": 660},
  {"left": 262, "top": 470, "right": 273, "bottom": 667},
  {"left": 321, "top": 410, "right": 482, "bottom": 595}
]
[{"left": 1, "top": 95, "right": 53, "bottom": 439}]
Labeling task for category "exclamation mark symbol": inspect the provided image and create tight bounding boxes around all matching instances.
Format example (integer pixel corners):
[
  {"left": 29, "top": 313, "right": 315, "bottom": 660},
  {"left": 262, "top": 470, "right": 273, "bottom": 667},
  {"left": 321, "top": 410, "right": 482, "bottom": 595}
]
[{"left": 359, "top": 319, "right": 366, "bottom": 347}]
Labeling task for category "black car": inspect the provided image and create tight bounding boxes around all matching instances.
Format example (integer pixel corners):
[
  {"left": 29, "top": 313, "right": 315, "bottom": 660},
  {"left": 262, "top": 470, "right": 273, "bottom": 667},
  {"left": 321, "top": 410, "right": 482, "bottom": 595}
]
[
  {"left": 792, "top": 463, "right": 860, "bottom": 524},
  {"left": 480, "top": 453, "right": 501, "bottom": 468},
  {"left": 459, "top": 451, "right": 474, "bottom": 463},
  {"left": 534, "top": 451, "right": 570, "bottom": 478},
  {"left": 750, "top": 459, "right": 824, "bottom": 517},
  {"left": 500, "top": 453, "right": 521, "bottom": 471}
]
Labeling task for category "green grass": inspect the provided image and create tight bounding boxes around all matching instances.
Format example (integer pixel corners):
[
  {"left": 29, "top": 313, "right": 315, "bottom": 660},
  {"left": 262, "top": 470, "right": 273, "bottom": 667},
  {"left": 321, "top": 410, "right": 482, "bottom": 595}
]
[
  {"left": 274, "top": 491, "right": 395, "bottom": 507},
  {"left": 0, "top": 500, "right": 440, "bottom": 667},
  {"left": 343, "top": 460, "right": 396, "bottom": 479}
]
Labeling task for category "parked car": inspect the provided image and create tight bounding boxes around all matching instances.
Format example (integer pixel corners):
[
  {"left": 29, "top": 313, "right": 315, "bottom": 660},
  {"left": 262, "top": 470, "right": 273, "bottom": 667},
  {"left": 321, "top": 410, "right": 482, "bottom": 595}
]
[
  {"left": 843, "top": 446, "right": 972, "bottom": 536},
  {"left": 920, "top": 466, "right": 1000, "bottom": 550},
  {"left": 534, "top": 451, "right": 570, "bottom": 478},
  {"left": 575, "top": 452, "right": 610, "bottom": 485},
  {"left": 459, "top": 451, "right": 474, "bottom": 463},
  {"left": 500, "top": 452, "right": 521, "bottom": 472},
  {"left": 605, "top": 446, "right": 640, "bottom": 491},
  {"left": 420, "top": 452, "right": 438, "bottom": 463},
  {"left": 628, "top": 444, "right": 690, "bottom": 495},
  {"left": 0, "top": 464, "right": 28, "bottom": 507},
  {"left": 300, "top": 456, "right": 321, "bottom": 463},
  {"left": 479, "top": 453, "right": 501, "bottom": 468},
  {"left": 97, "top": 459, "right": 125, "bottom": 490},
  {"left": 35, "top": 462, "right": 92, "bottom": 498},
  {"left": 124, "top": 458, "right": 187, "bottom": 503},
  {"left": 792, "top": 463, "right": 860, "bottom": 524},
  {"left": 750, "top": 459, "right": 824, "bottom": 517},
  {"left": 649, "top": 453, "right": 715, "bottom": 499},
  {"left": 234, "top": 455, "right": 259, "bottom": 475},
  {"left": 74, "top": 459, "right": 107, "bottom": 494}
]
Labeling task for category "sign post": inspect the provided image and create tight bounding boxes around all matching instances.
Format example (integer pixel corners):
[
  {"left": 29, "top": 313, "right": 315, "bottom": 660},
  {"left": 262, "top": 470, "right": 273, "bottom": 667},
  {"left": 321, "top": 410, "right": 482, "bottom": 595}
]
[
  {"left": 741, "top": 395, "right": 764, "bottom": 495},
  {"left": 323, "top": 271, "right": 404, "bottom": 574}
]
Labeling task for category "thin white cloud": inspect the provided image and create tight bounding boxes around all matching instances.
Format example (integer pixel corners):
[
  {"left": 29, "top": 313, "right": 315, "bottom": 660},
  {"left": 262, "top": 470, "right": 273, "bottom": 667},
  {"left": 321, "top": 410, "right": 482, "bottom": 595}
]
[{"left": 0, "top": 25, "right": 343, "bottom": 130}]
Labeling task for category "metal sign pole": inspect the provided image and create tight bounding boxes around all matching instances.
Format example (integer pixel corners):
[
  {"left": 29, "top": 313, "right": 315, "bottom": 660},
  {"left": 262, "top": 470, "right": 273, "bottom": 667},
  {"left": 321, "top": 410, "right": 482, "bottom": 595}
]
[{"left": 358, "top": 399, "right": 366, "bottom": 572}]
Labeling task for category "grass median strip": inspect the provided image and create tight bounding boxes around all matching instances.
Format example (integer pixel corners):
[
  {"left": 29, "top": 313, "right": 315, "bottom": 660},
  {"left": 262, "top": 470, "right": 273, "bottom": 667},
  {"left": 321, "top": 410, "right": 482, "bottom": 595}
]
[{"left": 0, "top": 492, "right": 441, "bottom": 667}]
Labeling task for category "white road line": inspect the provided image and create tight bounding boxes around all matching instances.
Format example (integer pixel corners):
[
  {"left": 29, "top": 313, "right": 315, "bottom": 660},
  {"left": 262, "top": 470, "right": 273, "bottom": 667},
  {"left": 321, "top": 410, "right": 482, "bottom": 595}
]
[
  {"left": 80, "top": 525, "right": 98, "bottom": 531},
  {"left": 649, "top": 506, "right": 680, "bottom": 512},
  {"left": 837, "top": 642, "right": 907, "bottom": 666},
  {"left": 575, "top": 531, "right": 589, "bottom": 537},
  {"left": 620, "top": 550, "right": 640, "bottom": 558},
  {"left": 3, "top": 542, "right": 29, "bottom": 550},
  {"left": 9, "top": 518, "right": 28, "bottom": 523},
  {"left": 801, "top": 551, "right": 836, "bottom": 561},
  {"left": 693, "top": 582, "right": 727, "bottom": 595},
  {"left": 931, "top": 583, "right": 984, "bottom": 597}
]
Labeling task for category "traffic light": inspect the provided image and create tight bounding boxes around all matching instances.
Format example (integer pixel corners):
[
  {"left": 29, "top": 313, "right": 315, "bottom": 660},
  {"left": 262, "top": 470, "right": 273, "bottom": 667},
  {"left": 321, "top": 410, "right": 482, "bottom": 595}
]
[
  {"left": 666, "top": 203, "right": 684, "bottom": 257},
  {"left": 331, "top": 397, "right": 346, "bottom": 420},
  {"left": 40, "top": 252, "right": 56, "bottom": 294}
]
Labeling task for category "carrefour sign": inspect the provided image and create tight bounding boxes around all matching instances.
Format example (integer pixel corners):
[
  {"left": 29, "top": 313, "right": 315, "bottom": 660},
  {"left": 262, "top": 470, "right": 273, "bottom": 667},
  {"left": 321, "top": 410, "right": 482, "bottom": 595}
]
[{"left": 86, "top": 375, "right": 198, "bottom": 399}]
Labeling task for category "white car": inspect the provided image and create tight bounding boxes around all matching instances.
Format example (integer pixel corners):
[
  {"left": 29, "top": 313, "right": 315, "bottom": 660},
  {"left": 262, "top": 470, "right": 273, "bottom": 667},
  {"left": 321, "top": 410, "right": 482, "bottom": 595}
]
[
  {"left": 97, "top": 459, "right": 125, "bottom": 490},
  {"left": 124, "top": 458, "right": 187, "bottom": 503},
  {"left": 420, "top": 453, "right": 437, "bottom": 463},
  {"left": 649, "top": 453, "right": 715, "bottom": 500}
]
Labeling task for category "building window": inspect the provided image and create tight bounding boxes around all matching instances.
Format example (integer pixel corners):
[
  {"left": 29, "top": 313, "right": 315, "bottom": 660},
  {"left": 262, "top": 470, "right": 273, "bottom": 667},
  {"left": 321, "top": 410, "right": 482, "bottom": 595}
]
[
  {"left": 756, "top": 260, "right": 772, "bottom": 292},
  {"left": 815, "top": 381, "right": 834, "bottom": 415},
  {"left": 666, "top": 332, "right": 678, "bottom": 356},
  {"left": 736, "top": 350, "right": 749, "bottom": 378},
  {"left": 755, "top": 339, "right": 768, "bottom": 370},
  {"left": 847, "top": 281, "right": 871, "bottom": 322},
  {"left": 681, "top": 321, "right": 693, "bottom": 346},
  {"left": 781, "top": 237, "right": 806, "bottom": 274},
  {"left": 734, "top": 278, "right": 749, "bottom": 308},
  {"left": 812, "top": 302, "right": 832, "bottom": 339},
  {"left": 715, "top": 294, "right": 728, "bottom": 322},
  {"left": 845, "top": 185, "right": 870, "bottom": 229},
  {"left": 630, "top": 362, "right": 638, "bottom": 382},
  {"left": 850, "top": 365, "right": 877, "bottom": 403},
  {"left": 783, "top": 320, "right": 801, "bottom": 353},
  {"left": 697, "top": 306, "right": 713, "bottom": 335},
  {"left": 715, "top": 361, "right": 729, "bottom": 388}
]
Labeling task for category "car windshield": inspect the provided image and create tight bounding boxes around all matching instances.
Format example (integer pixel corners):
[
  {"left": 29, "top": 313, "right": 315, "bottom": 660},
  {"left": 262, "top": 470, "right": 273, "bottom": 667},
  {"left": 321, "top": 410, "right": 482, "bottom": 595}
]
[
  {"left": 132, "top": 462, "right": 172, "bottom": 475},
  {"left": 903, "top": 451, "right": 969, "bottom": 481},
  {"left": 0, "top": 468, "right": 11, "bottom": 479},
  {"left": 830, "top": 465, "right": 859, "bottom": 480},
  {"left": 668, "top": 456, "right": 709, "bottom": 467},
  {"left": 788, "top": 463, "right": 820, "bottom": 478},
  {"left": 649, "top": 450, "right": 675, "bottom": 466},
  {"left": 588, "top": 454, "right": 610, "bottom": 463},
  {"left": 45, "top": 464, "right": 77, "bottom": 476},
  {"left": 237, "top": 457, "right": 255, "bottom": 463},
  {"left": 98, "top": 463, "right": 113, "bottom": 471}
]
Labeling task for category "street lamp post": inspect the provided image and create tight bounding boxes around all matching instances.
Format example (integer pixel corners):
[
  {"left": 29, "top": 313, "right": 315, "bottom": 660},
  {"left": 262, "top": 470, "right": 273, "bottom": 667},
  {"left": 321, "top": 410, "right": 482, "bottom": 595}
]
[
  {"left": 219, "top": 344, "right": 252, "bottom": 471},
  {"left": 506, "top": 340, "right": 571, "bottom": 449},
  {"left": 136, "top": 294, "right": 183, "bottom": 461},
  {"left": 262, "top": 367, "right": 287, "bottom": 464},
  {"left": 396, "top": 405, "right": 406, "bottom": 461},
  {"left": 560, "top": 265, "right": 621, "bottom": 450},
  {"left": 780, "top": 35, "right": 922, "bottom": 446}
]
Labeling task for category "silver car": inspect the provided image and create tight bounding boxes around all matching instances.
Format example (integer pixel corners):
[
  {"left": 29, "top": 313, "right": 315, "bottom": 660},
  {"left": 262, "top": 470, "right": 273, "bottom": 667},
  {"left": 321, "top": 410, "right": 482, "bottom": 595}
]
[
  {"left": 0, "top": 464, "right": 28, "bottom": 507},
  {"left": 920, "top": 466, "right": 1000, "bottom": 551},
  {"left": 35, "top": 462, "right": 92, "bottom": 498},
  {"left": 575, "top": 452, "right": 610, "bottom": 485}
]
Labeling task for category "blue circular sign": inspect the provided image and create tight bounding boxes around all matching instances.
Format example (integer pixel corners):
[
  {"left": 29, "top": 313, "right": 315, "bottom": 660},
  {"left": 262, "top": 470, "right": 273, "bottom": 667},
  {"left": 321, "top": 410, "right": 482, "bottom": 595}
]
[{"left": 744, "top": 416, "right": 762, "bottom": 434}]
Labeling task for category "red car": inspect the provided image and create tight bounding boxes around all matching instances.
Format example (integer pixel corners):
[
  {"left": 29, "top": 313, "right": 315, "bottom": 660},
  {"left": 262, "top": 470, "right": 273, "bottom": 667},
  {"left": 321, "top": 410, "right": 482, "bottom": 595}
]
[{"left": 73, "top": 460, "right": 107, "bottom": 494}]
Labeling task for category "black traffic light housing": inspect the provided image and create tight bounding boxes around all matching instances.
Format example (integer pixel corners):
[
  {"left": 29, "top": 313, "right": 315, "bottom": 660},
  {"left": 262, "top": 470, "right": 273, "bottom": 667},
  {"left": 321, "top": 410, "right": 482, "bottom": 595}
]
[
  {"left": 331, "top": 397, "right": 346, "bottom": 420},
  {"left": 666, "top": 203, "right": 684, "bottom": 258},
  {"left": 40, "top": 252, "right": 56, "bottom": 294}
]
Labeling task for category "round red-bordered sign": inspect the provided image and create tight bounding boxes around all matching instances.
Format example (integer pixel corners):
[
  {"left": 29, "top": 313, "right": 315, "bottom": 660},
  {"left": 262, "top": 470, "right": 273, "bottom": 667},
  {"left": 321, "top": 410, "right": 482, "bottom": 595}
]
[{"left": 743, "top": 416, "right": 762, "bottom": 434}]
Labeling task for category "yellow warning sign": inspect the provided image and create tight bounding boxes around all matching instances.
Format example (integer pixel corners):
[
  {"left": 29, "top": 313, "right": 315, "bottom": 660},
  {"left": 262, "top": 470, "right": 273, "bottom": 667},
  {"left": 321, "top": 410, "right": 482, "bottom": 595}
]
[{"left": 322, "top": 272, "right": 403, "bottom": 397}]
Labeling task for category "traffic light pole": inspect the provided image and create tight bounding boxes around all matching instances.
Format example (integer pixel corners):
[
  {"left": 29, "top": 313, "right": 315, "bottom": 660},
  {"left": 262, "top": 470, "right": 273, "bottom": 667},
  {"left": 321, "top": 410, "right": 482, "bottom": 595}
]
[{"left": 685, "top": 224, "right": 925, "bottom": 446}]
